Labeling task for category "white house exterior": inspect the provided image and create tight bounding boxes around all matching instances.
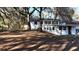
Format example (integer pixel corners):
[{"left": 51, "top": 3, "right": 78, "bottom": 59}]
[
  {"left": 30, "top": 21, "right": 40, "bottom": 30},
  {"left": 30, "top": 19, "right": 79, "bottom": 35},
  {"left": 30, "top": 19, "right": 40, "bottom": 30}
]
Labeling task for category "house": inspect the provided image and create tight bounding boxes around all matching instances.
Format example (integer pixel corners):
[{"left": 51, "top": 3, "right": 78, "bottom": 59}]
[
  {"left": 30, "top": 18, "right": 40, "bottom": 30},
  {"left": 30, "top": 18, "right": 79, "bottom": 35}
]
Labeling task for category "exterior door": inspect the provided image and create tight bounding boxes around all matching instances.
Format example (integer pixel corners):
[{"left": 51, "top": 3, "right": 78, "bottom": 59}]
[{"left": 67, "top": 26, "right": 71, "bottom": 35}]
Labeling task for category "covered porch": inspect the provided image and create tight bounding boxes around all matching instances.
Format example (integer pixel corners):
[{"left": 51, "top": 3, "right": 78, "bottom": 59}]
[{"left": 42, "top": 24, "right": 79, "bottom": 35}]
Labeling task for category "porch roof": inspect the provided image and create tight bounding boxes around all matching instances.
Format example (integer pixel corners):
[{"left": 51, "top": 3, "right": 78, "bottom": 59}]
[
  {"left": 42, "top": 24, "right": 79, "bottom": 26},
  {"left": 30, "top": 18, "right": 60, "bottom": 22}
]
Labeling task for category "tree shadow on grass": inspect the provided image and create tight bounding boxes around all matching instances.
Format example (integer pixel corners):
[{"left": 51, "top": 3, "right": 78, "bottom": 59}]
[
  {"left": 0, "top": 31, "right": 79, "bottom": 51},
  {"left": 62, "top": 36, "right": 79, "bottom": 51},
  {"left": 0, "top": 34, "right": 62, "bottom": 51}
]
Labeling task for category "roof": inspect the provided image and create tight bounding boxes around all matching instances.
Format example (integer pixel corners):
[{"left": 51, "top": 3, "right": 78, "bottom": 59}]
[
  {"left": 42, "top": 24, "right": 79, "bottom": 26},
  {"left": 30, "top": 18, "right": 60, "bottom": 22},
  {"left": 30, "top": 18, "right": 79, "bottom": 25}
]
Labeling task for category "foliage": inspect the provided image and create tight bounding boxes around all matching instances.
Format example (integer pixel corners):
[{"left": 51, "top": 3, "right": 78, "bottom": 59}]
[
  {"left": 0, "top": 7, "right": 75, "bottom": 31},
  {"left": 53, "top": 7, "right": 75, "bottom": 23}
]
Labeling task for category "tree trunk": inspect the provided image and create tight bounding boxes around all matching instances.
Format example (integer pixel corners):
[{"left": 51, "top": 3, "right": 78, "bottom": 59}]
[
  {"left": 28, "top": 22, "right": 31, "bottom": 30},
  {"left": 39, "top": 7, "right": 42, "bottom": 32},
  {"left": 27, "top": 14, "right": 31, "bottom": 30}
]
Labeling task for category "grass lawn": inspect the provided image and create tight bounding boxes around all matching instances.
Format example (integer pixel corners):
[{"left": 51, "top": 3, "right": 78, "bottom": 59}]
[{"left": 0, "top": 31, "right": 79, "bottom": 51}]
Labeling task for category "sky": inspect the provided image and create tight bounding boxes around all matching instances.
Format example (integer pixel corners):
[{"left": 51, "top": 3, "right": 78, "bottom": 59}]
[
  {"left": 74, "top": 7, "right": 79, "bottom": 14},
  {"left": 72, "top": 7, "right": 79, "bottom": 20},
  {"left": 29, "top": 7, "right": 79, "bottom": 20}
]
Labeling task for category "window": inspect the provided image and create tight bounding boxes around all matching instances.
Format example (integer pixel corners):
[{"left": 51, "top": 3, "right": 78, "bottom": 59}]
[
  {"left": 48, "top": 21, "right": 51, "bottom": 24},
  {"left": 44, "top": 27, "right": 46, "bottom": 30},
  {"left": 52, "top": 21, "right": 53, "bottom": 24},
  {"left": 45, "top": 21, "right": 47, "bottom": 24},
  {"left": 59, "top": 26, "right": 66, "bottom": 30},
  {"left": 76, "top": 29, "right": 79, "bottom": 34},
  {"left": 59, "top": 26, "right": 62, "bottom": 30},
  {"left": 47, "top": 27, "right": 48, "bottom": 30},
  {"left": 63, "top": 26, "right": 66, "bottom": 30},
  {"left": 52, "top": 27, "right": 55, "bottom": 30},
  {"left": 34, "top": 21, "right": 37, "bottom": 24},
  {"left": 49, "top": 27, "right": 52, "bottom": 31}
]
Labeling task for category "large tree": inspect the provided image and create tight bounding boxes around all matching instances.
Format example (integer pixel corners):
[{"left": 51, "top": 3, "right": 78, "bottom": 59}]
[
  {"left": 0, "top": 7, "right": 28, "bottom": 30},
  {"left": 53, "top": 7, "right": 75, "bottom": 34}
]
